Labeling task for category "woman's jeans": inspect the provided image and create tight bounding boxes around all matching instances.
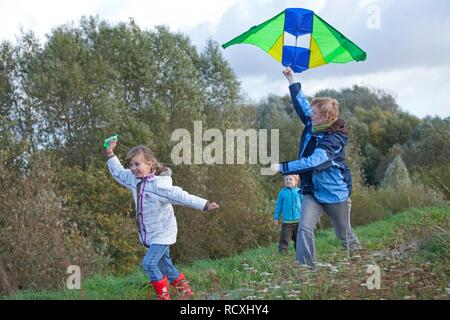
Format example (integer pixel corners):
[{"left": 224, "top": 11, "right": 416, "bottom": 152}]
[
  {"left": 143, "top": 244, "right": 180, "bottom": 282},
  {"left": 296, "top": 195, "right": 361, "bottom": 267}
]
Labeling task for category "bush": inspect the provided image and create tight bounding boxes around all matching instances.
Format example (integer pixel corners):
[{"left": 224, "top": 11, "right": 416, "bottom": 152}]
[
  {"left": 419, "top": 226, "right": 450, "bottom": 263},
  {"left": 415, "top": 164, "right": 450, "bottom": 200},
  {"left": 349, "top": 184, "right": 445, "bottom": 226},
  {"left": 56, "top": 163, "right": 145, "bottom": 274},
  {"left": 172, "top": 164, "right": 278, "bottom": 263},
  {"left": 380, "top": 155, "right": 411, "bottom": 188},
  {"left": 0, "top": 154, "right": 106, "bottom": 295},
  {"left": 349, "top": 188, "right": 390, "bottom": 226}
]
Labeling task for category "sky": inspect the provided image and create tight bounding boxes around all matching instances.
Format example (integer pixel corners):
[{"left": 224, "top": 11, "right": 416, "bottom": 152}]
[{"left": 1, "top": 0, "right": 449, "bottom": 118}]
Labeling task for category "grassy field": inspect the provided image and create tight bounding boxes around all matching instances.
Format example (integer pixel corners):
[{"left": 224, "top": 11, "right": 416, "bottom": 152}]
[{"left": 5, "top": 205, "right": 449, "bottom": 300}]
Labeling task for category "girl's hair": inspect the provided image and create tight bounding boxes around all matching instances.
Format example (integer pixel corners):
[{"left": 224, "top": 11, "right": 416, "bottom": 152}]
[
  {"left": 311, "top": 97, "right": 340, "bottom": 123},
  {"left": 126, "top": 145, "right": 166, "bottom": 175}
]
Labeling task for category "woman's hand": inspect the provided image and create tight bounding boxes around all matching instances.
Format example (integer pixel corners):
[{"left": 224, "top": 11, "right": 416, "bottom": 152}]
[
  {"left": 270, "top": 163, "right": 281, "bottom": 174},
  {"left": 273, "top": 220, "right": 279, "bottom": 226},
  {"left": 282, "top": 67, "right": 296, "bottom": 85},
  {"left": 105, "top": 139, "right": 117, "bottom": 157}
]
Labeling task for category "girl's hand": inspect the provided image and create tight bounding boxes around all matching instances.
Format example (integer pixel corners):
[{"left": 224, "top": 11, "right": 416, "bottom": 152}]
[
  {"left": 273, "top": 220, "right": 279, "bottom": 226},
  {"left": 205, "top": 202, "right": 220, "bottom": 211},
  {"left": 105, "top": 139, "right": 117, "bottom": 156}
]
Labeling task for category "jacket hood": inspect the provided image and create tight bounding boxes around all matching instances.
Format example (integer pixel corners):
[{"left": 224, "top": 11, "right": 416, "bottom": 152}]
[
  {"left": 139, "top": 167, "right": 172, "bottom": 182},
  {"left": 157, "top": 167, "right": 172, "bottom": 177},
  {"left": 324, "top": 118, "right": 348, "bottom": 135},
  {"left": 324, "top": 118, "right": 348, "bottom": 145}
]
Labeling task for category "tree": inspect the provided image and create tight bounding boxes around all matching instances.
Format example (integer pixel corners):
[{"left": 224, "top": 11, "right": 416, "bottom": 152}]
[
  {"left": 197, "top": 39, "right": 241, "bottom": 111},
  {"left": 403, "top": 117, "right": 450, "bottom": 170},
  {"left": 381, "top": 154, "right": 411, "bottom": 189}
]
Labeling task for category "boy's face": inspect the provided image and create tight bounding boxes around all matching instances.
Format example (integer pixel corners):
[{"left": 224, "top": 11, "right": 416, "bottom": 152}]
[
  {"left": 284, "top": 176, "right": 297, "bottom": 188},
  {"left": 130, "top": 153, "right": 153, "bottom": 178}
]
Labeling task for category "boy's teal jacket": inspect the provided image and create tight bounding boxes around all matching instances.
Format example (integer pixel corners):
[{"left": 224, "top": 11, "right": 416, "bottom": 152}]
[{"left": 274, "top": 187, "right": 302, "bottom": 222}]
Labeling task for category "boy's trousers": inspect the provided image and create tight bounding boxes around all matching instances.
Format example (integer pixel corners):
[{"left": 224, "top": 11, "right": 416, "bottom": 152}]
[
  {"left": 279, "top": 222, "right": 299, "bottom": 253},
  {"left": 296, "top": 195, "right": 361, "bottom": 267}
]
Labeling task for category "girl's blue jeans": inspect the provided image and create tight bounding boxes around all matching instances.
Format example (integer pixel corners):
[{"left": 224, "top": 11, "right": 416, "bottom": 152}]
[{"left": 143, "top": 244, "right": 180, "bottom": 282}]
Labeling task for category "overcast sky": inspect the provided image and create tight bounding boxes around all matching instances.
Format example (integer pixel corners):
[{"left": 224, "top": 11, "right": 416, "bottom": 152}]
[{"left": 1, "top": 0, "right": 449, "bottom": 118}]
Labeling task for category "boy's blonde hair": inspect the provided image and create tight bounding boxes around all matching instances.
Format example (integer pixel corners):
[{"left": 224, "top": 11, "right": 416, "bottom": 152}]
[
  {"left": 285, "top": 174, "right": 300, "bottom": 185},
  {"left": 126, "top": 145, "right": 166, "bottom": 175},
  {"left": 311, "top": 97, "right": 340, "bottom": 123}
]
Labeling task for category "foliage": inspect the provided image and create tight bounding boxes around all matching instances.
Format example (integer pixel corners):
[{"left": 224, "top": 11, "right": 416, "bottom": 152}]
[
  {"left": 7, "top": 205, "right": 449, "bottom": 300},
  {"left": 1, "top": 16, "right": 449, "bottom": 296},
  {"left": 0, "top": 153, "right": 106, "bottom": 295},
  {"left": 380, "top": 154, "right": 411, "bottom": 189}
]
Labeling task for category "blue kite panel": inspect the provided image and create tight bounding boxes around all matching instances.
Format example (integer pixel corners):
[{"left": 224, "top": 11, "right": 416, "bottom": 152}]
[
  {"left": 282, "top": 46, "right": 311, "bottom": 73},
  {"left": 284, "top": 8, "right": 314, "bottom": 37}
]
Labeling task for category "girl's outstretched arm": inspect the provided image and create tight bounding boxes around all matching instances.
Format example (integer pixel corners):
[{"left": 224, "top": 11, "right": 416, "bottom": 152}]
[
  {"left": 105, "top": 140, "right": 136, "bottom": 190},
  {"left": 153, "top": 178, "right": 219, "bottom": 212}
]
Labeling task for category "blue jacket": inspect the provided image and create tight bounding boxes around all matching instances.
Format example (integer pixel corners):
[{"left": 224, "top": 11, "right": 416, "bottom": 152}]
[
  {"left": 274, "top": 187, "right": 302, "bottom": 222},
  {"left": 280, "top": 83, "right": 352, "bottom": 204}
]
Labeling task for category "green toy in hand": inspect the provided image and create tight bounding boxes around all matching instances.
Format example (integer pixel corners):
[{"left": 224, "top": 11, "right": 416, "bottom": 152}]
[{"left": 103, "top": 134, "right": 119, "bottom": 149}]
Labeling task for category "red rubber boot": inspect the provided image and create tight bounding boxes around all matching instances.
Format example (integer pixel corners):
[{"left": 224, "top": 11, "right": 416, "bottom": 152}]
[
  {"left": 151, "top": 277, "right": 171, "bottom": 300},
  {"left": 170, "top": 272, "right": 193, "bottom": 300}
]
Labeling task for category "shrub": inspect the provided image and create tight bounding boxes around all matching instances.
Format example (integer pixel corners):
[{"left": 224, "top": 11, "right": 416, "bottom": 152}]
[
  {"left": 349, "top": 184, "right": 444, "bottom": 227},
  {"left": 56, "top": 163, "right": 144, "bottom": 274},
  {"left": 380, "top": 154, "right": 411, "bottom": 188},
  {"left": 0, "top": 154, "right": 106, "bottom": 295},
  {"left": 172, "top": 165, "right": 277, "bottom": 263},
  {"left": 415, "top": 164, "right": 450, "bottom": 200}
]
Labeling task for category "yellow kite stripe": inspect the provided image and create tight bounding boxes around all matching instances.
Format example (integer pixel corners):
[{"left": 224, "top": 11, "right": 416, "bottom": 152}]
[
  {"left": 267, "top": 34, "right": 284, "bottom": 62},
  {"left": 309, "top": 36, "right": 326, "bottom": 68}
]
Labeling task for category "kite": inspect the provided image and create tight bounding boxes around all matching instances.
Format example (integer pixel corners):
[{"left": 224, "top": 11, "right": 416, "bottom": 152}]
[{"left": 221, "top": 8, "right": 367, "bottom": 73}]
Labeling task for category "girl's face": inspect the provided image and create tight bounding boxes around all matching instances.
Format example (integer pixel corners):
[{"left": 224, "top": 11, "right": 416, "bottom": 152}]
[
  {"left": 311, "top": 105, "right": 328, "bottom": 126},
  {"left": 284, "top": 176, "right": 297, "bottom": 188},
  {"left": 130, "top": 153, "right": 153, "bottom": 178}
]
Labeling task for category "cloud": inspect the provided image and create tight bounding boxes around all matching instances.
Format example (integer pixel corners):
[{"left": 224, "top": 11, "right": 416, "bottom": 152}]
[
  {"left": 210, "top": 0, "right": 450, "bottom": 118},
  {"left": 106, "top": 0, "right": 239, "bottom": 32},
  {"left": 0, "top": 0, "right": 104, "bottom": 41},
  {"left": 216, "top": 0, "right": 450, "bottom": 78},
  {"left": 240, "top": 64, "right": 450, "bottom": 118},
  {"left": 1, "top": 0, "right": 448, "bottom": 118},
  {"left": 0, "top": 0, "right": 241, "bottom": 41}
]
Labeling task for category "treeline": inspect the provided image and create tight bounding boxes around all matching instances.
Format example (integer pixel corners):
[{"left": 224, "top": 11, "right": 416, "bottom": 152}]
[{"left": 0, "top": 17, "right": 448, "bottom": 295}]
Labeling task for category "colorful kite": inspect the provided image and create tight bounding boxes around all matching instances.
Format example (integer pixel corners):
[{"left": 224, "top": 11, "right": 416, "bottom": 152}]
[{"left": 222, "top": 8, "right": 367, "bottom": 73}]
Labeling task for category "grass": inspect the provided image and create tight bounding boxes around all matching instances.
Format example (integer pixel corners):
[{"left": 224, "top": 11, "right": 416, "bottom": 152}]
[{"left": 5, "top": 205, "right": 449, "bottom": 300}]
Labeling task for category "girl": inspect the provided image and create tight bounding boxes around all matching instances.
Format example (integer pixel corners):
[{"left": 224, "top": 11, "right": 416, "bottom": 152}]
[
  {"left": 273, "top": 175, "right": 302, "bottom": 254},
  {"left": 271, "top": 67, "right": 361, "bottom": 268},
  {"left": 105, "top": 140, "right": 219, "bottom": 300}
]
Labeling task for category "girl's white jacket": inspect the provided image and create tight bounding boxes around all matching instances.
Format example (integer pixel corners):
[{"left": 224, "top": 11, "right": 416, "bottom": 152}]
[{"left": 107, "top": 155, "right": 208, "bottom": 247}]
